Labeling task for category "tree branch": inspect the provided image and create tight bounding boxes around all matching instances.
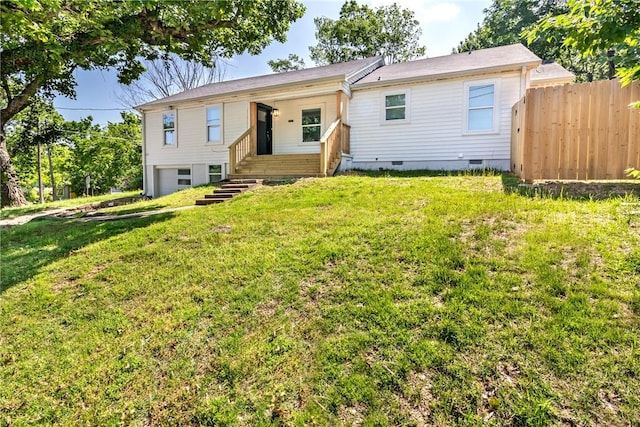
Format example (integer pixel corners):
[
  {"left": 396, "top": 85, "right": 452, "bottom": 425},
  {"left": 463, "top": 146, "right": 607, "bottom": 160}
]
[{"left": 0, "top": 75, "right": 45, "bottom": 130}]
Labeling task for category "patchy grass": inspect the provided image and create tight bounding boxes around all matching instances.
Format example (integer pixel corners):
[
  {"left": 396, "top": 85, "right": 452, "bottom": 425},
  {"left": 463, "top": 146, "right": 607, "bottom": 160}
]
[
  {"left": 1, "top": 175, "right": 639, "bottom": 426},
  {"left": 98, "top": 184, "right": 220, "bottom": 215},
  {"left": 0, "top": 191, "right": 140, "bottom": 220}
]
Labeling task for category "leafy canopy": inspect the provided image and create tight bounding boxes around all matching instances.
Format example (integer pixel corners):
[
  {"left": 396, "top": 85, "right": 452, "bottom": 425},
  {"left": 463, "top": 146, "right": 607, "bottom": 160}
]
[
  {"left": 456, "top": 0, "right": 609, "bottom": 82},
  {"left": 268, "top": 54, "right": 306, "bottom": 73},
  {"left": 527, "top": 0, "right": 640, "bottom": 86},
  {"left": 1, "top": 0, "right": 305, "bottom": 120},
  {"left": 0, "top": 0, "right": 304, "bottom": 206},
  {"left": 309, "top": 0, "right": 426, "bottom": 65}
]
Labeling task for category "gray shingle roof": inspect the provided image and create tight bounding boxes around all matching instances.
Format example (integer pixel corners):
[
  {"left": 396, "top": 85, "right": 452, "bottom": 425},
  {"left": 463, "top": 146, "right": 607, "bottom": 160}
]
[
  {"left": 530, "top": 62, "right": 575, "bottom": 84},
  {"left": 137, "top": 56, "right": 384, "bottom": 109},
  {"left": 353, "top": 44, "right": 541, "bottom": 88}
]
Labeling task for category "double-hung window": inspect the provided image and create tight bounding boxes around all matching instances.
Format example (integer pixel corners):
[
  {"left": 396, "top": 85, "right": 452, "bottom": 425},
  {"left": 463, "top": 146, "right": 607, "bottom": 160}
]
[
  {"left": 206, "top": 105, "right": 222, "bottom": 143},
  {"left": 163, "top": 112, "right": 176, "bottom": 145},
  {"left": 384, "top": 93, "right": 406, "bottom": 121},
  {"left": 465, "top": 81, "right": 498, "bottom": 133},
  {"left": 302, "top": 108, "right": 321, "bottom": 142}
]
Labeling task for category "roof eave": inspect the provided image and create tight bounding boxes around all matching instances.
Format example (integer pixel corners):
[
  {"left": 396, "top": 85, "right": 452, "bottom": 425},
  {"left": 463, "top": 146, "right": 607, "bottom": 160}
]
[
  {"left": 352, "top": 60, "right": 542, "bottom": 90},
  {"left": 136, "top": 74, "right": 349, "bottom": 111}
]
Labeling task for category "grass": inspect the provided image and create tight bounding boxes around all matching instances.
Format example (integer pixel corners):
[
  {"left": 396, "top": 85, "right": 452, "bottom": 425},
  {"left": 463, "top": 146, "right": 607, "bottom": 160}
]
[{"left": 1, "top": 174, "right": 639, "bottom": 426}]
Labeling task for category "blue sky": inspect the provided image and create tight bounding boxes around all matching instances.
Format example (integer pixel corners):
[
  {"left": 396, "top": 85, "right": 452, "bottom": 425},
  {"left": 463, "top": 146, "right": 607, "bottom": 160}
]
[{"left": 53, "top": 0, "right": 491, "bottom": 125}]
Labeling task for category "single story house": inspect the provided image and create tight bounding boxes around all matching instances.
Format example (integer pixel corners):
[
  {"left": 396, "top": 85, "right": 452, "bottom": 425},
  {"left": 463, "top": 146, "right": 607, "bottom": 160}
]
[{"left": 137, "top": 44, "right": 573, "bottom": 197}]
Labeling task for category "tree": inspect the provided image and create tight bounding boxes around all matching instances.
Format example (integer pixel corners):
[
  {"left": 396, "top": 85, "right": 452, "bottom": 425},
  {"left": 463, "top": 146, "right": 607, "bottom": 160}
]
[
  {"left": 455, "top": 0, "right": 608, "bottom": 82},
  {"left": 118, "top": 54, "right": 228, "bottom": 108},
  {"left": 528, "top": 0, "right": 640, "bottom": 89},
  {"left": 309, "top": 1, "right": 426, "bottom": 66},
  {"left": 3, "top": 96, "right": 66, "bottom": 202},
  {"left": 0, "top": 0, "right": 305, "bottom": 206},
  {"left": 268, "top": 54, "right": 306, "bottom": 73},
  {"left": 64, "top": 113, "right": 142, "bottom": 195}
]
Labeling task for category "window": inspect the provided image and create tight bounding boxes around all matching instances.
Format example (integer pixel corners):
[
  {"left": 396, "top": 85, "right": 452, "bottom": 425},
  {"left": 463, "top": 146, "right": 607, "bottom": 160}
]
[
  {"left": 208, "top": 165, "right": 222, "bottom": 183},
  {"left": 302, "top": 108, "right": 321, "bottom": 142},
  {"left": 177, "top": 168, "right": 191, "bottom": 186},
  {"left": 163, "top": 112, "right": 176, "bottom": 145},
  {"left": 206, "top": 105, "right": 222, "bottom": 143},
  {"left": 465, "top": 81, "right": 498, "bottom": 133},
  {"left": 385, "top": 93, "right": 406, "bottom": 121}
]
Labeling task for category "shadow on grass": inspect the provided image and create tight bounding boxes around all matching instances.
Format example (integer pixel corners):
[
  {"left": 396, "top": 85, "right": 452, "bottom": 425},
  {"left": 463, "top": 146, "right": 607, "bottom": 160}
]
[
  {"left": 0, "top": 212, "right": 175, "bottom": 294},
  {"left": 99, "top": 203, "right": 167, "bottom": 216}
]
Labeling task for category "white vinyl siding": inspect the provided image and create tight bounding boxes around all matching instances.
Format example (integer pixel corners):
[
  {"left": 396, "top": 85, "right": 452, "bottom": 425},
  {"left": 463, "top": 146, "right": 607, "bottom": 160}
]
[
  {"left": 349, "top": 73, "right": 520, "bottom": 165},
  {"left": 266, "top": 94, "right": 336, "bottom": 154}
]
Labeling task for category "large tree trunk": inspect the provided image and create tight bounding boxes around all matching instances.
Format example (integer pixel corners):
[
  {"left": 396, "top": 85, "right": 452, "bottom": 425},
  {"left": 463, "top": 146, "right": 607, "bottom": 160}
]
[{"left": 0, "top": 132, "right": 28, "bottom": 207}]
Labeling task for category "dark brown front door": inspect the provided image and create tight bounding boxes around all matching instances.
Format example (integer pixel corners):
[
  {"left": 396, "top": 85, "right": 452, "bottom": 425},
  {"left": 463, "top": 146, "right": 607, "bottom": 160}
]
[{"left": 257, "top": 103, "right": 273, "bottom": 155}]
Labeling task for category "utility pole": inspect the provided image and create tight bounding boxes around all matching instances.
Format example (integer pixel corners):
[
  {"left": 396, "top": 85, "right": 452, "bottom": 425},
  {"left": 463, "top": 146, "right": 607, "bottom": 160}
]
[
  {"left": 37, "top": 121, "right": 44, "bottom": 204},
  {"left": 47, "top": 144, "right": 57, "bottom": 201}
]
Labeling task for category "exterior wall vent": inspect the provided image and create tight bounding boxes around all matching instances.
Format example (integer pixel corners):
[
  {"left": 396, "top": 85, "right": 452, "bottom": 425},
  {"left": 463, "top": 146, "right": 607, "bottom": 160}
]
[
  {"left": 391, "top": 161, "right": 404, "bottom": 166},
  {"left": 469, "top": 160, "right": 483, "bottom": 165}
]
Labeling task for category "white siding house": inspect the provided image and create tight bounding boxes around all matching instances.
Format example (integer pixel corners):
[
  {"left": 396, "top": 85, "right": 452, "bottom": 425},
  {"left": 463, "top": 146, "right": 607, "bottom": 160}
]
[{"left": 137, "top": 44, "right": 573, "bottom": 197}]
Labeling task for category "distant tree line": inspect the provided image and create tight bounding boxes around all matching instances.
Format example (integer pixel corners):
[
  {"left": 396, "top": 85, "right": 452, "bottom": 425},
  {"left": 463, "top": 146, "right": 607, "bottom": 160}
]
[{"left": 6, "top": 99, "right": 142, "bottom": 202}]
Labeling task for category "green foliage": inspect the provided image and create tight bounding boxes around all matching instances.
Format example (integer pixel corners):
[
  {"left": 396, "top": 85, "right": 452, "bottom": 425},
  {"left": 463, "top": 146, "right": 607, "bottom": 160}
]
[
  {"left": 267, "top": 54, "right": 306, "bottom": 73},
  {"left": 457, "top": 0, "right": 608, "bottom": 81},
  {"left": 528, "top": 0, "right": 640, "bottom": 85},
  {"left": 63, "top": 112, "right": 143, "bottom": 194},
  {"left": 4, "top": 103, "right": 142, "bottom": 197},
  {"left": 0, "top": 0, "right": 305, "bottom": 206},
  {"left": 309, "top": 0, "right": 426, "bottom": 65}
]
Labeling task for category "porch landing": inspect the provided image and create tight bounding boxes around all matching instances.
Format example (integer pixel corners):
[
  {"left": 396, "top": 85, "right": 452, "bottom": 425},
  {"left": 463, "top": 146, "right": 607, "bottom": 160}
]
[{"left": 228, "top": 153, "right": 323, "bottom": 179}]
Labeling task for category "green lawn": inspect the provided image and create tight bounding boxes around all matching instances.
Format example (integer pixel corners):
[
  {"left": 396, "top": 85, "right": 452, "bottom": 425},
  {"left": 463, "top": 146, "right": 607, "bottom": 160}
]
[{"left": 1, "top": 175, "right": 639, "bottom": 426}]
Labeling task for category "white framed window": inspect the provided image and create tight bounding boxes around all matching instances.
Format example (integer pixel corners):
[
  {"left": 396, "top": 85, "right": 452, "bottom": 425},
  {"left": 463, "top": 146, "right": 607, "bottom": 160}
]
[
  {"left": 383, "top": 92, "right": 408, "bottom": 122},
  {"left": 206, "top": 105, "right": 222, "bottom": 144},
  {"left": 464, "top": 80, "right": 500, "bottom": 134},
  {"left": 301, "top": 108, "right": 322, "bottom": 142},
  {"left": 177, "top": 168, "right": 191, "bottom": 186},
  {"left": 208, "top": 165, "right": 223, "bottom": 183},
  {"left": 163, "top": 111, "right": 176, "bottom": 146}
]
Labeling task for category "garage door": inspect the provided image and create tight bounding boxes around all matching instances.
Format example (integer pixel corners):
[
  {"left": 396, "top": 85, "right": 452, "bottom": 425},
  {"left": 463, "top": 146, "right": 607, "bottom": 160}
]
[{"left": 157, "top": 168, "right": 178, "bottom": 197}]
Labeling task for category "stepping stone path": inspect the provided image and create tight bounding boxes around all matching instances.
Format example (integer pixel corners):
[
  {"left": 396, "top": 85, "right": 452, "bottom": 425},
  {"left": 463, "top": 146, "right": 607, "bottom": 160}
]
[{"left": 195, "top": 179, "right": 260, "bottom": 206}]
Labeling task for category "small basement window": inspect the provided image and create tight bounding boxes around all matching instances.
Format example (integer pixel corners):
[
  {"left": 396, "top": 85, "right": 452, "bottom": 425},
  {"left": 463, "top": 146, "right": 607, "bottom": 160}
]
[
  {"left": 208, "top": 165, "right": 222, "bottom": 183},
  {"left": 177, "top": 168, "right": 191, "bottom": 186}
]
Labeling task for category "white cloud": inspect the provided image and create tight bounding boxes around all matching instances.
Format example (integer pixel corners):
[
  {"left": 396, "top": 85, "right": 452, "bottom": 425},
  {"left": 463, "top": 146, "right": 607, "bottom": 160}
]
[{"left": 367, "top": 0, "right": 461, "bottom": 24}]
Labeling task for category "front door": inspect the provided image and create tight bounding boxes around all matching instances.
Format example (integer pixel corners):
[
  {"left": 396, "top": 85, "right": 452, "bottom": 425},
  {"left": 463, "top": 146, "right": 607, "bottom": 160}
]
[{"left": 256, "top": 103, "right": 273, "bottom": 155}]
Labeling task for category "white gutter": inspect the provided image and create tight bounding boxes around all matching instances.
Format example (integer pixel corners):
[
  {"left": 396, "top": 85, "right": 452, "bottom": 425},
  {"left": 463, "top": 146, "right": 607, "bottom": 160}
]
[
  {"left": 140, "top": 110, "right": 148, "bottom": 196},
  {"left": 352, "top": 61, "right": 542, "bottom": 90}
]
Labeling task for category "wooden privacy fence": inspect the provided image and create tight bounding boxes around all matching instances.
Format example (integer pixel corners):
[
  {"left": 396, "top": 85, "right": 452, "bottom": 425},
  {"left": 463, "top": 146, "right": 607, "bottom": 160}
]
[{"left": 511, "top": 80, "right": 640, "bottom": 181}]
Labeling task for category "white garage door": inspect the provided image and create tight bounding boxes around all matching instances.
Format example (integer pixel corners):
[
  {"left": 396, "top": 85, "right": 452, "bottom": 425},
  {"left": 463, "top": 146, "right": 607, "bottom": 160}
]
[{"left": 157, "top": 168, "right": 178, "bottom": 197}]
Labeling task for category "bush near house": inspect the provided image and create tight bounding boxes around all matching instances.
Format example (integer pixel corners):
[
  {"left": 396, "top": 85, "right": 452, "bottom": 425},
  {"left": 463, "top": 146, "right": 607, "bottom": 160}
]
[{"left": 1, "top": 175, "right": 638, "bottom": 425}]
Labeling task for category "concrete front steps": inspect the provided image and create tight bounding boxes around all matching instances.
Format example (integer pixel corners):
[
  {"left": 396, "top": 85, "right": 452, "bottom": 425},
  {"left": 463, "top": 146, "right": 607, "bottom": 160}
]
[
  {"left": 229, "top": 154, "right": 322, "bottom": 179},
  {"left": 195, "top": 179, "right": 260, "bottom": 206}
]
